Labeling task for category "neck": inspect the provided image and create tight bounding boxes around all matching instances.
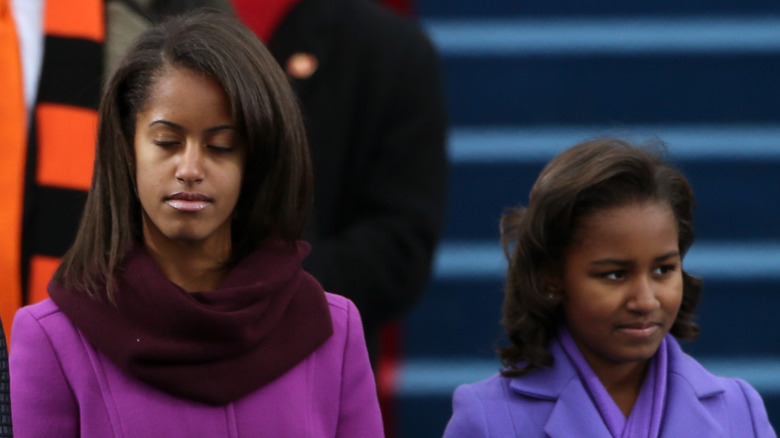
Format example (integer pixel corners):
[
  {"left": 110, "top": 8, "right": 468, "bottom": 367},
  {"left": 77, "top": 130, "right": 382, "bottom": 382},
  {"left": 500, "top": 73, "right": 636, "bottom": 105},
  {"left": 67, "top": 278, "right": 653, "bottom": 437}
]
[
  {"left": 593, "top": 359, "right": 648, "bottom": 417},
  {"left": 569, "top": 334, "right": 649, "bottom": 417},
  {"left": 142, "top": 221, "right": 232, "bottom": 293},
  {"left": 145, "top": 243, "right": 230, "bottom": 292}
]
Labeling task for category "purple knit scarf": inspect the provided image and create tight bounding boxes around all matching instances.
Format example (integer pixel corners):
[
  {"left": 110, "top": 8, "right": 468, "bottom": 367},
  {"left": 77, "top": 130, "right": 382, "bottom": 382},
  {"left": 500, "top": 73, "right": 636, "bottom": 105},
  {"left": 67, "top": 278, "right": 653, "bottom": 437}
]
[
  {"left": 560, "top": 326, "right": 668, "bottom": 438},
  {"left": 49, "top": 238, "right": 333, "bottom": 405}
]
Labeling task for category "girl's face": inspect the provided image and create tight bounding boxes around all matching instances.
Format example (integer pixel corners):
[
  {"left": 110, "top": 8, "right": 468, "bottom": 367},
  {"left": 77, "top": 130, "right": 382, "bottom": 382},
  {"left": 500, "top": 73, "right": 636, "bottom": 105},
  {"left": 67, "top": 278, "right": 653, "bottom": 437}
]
[
  {"left": 558, "top": 202, "right": 683, "bottom": 376},
  {"left": 134, "top": 66, "right": 245, "bottom": 250}
]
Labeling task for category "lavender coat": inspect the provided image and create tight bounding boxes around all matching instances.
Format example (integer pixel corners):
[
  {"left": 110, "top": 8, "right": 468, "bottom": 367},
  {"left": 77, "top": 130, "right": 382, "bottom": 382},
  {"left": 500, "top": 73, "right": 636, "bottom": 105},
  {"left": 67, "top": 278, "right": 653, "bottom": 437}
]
[
  {"left": 444, "top": 338, "right": 776, "bottom": 438},
  {"left": 10, "top": 293, "right": 384, "bottom": 438}
]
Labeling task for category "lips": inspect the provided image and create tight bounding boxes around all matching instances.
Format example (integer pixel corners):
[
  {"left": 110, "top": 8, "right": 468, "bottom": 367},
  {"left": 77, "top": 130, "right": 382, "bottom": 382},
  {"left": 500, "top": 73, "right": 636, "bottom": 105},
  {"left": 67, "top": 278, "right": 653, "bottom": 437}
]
[
  {"left": 165, "top": 192, "right": 213, "bottom": 212},
  {"left": 616, "top": 321, "right": 662, "bottom": 338}
]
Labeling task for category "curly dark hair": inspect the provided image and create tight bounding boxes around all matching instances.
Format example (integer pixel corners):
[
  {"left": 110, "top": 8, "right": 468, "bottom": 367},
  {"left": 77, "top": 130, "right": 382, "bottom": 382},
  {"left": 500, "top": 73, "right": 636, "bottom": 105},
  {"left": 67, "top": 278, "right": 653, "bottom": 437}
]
[{"left": 498, "top": 137, "right": 702, "bottom": 376}]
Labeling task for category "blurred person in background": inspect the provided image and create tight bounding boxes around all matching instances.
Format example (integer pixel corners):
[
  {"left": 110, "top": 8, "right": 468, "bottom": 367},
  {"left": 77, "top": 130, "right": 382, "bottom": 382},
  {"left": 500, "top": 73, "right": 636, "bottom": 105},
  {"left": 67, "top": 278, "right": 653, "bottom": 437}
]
[{"left": 233, "top": 0, "right": 449, "bottom": 366}]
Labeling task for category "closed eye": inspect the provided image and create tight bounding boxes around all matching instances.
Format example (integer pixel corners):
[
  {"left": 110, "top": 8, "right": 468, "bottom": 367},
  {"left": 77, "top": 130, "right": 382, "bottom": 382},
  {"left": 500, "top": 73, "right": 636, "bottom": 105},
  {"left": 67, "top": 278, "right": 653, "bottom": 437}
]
[
  {"left": 207, "top": 145, "right": 233, "bottom": 152},
  {"left": 153, "top": 140, "right": 179, "bottom": 147}
]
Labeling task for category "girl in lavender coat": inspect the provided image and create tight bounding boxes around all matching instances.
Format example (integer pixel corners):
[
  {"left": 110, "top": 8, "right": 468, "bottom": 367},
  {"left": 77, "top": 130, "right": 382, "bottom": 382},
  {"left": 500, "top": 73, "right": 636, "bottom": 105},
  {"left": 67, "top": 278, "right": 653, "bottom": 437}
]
[
  {"left": 10, "top": 10, "right": 383, "bottom": 437},
  {"left": 444, "top": 139, "right": 776, "bottom": 438}
]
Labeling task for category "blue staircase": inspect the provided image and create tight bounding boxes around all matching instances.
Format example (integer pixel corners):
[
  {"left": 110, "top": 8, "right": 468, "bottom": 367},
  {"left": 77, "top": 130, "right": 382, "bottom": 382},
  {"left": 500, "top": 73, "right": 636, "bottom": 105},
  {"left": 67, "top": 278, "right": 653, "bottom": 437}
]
[{"left": 398, "top": 1, "right": 780, "bottom": 436}]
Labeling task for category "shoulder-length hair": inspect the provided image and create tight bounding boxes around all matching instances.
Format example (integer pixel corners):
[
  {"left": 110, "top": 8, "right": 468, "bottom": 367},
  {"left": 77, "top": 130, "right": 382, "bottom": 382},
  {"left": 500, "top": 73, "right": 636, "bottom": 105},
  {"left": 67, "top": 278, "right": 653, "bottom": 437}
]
[
  {"left": 54, "top": 9, "right": 312, "bottom": 301},
  {"left": 499, "top": 137, "right": 702, "bottom": 376}
]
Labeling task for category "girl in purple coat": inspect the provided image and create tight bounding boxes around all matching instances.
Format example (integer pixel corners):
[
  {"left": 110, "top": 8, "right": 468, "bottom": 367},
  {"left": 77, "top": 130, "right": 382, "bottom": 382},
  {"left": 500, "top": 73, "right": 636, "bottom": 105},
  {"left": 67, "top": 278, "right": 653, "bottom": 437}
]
[
  {"left": 444, "top": 138, "right": 776, "bottom": 437},
  {"left": 10, "top": 10, "right": 383, "bottom": 437}
]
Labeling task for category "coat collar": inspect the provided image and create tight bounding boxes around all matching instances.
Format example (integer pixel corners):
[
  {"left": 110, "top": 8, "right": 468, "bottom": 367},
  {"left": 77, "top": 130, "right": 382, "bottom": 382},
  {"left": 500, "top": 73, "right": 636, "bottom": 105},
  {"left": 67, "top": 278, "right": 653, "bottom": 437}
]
[
  {"left": 506, "top": 336, "right": 727, "bottom": 437},
  {"left": 661, "top": 337, "right": 727, "bottom": 437}
]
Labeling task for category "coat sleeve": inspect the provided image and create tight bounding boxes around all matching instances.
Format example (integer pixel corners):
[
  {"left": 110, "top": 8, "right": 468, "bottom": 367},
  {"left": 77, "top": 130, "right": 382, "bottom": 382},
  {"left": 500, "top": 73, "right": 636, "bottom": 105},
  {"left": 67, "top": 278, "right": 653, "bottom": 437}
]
[
  {"left": 10, "top": 307, "right": 79, "bottom": 437},
  {"left": 0, "top": 319, "right": 11, "bottom": 437},
  {"left": 443, "top": 384, "right": 490, "bottom": 438},
  {"left": 734, "top": 379, "right": 777, "bottom": 438},
  {"left": 335, "top": 300, "right": 385, "bottom": 438}
]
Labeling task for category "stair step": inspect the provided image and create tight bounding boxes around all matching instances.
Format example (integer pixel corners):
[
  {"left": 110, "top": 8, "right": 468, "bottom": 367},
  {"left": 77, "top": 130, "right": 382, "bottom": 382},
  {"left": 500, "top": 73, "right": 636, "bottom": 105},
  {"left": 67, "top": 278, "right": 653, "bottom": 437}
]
[
  {"left": 424, "top": 17, "right": 780, "bottom": 56},
  {"left": 396, "top": 357, "right": 780, "bottom": 397},
  {"left": 438, "top": 53, "right": 780, "bottom": 125},
  {"left": 448, "top": 125, "right": 780, "bottom": 163},
  {"left": 395, "top": 357, "right": 780, "bottom": 436},
  {"left": 405, "top": 275, "right": 780, "bottom": 358},
  {"left": 446, "top": 161, "right": 780, "bottom": 240},
  {"left": 417, "top": 0, "right": 780, "bottom": 19},
  {"left": 432, "top": 240, "right": 780, "bottom": 280}
]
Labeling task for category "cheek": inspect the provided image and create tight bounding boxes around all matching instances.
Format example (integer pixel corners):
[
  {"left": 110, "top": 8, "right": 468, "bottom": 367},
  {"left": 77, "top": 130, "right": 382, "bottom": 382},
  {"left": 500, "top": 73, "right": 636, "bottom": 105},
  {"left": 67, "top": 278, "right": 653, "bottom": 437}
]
[
  {"left": 134, "top": 175, "right": 153, "bottom": 215},
  {"left": 134, "top": 163, "right": 152, "bottom": 191},
  {"left": 562, "top": 276, "right": 617, "bottom": 320},
  {"left": 663, "top": 275, "right": 685, "bottom": 316},
  {"left": 134, "top": 158, "right": 165, "bottom": 208},
  {"left": 223, "top": 161, "right": 245, "bottom": 201},
  {"left": 563, "top": 292, "right": 607, "bottom": 329},
  {"left": 133, "top": 147, "right": 152, "bottom": 189}
]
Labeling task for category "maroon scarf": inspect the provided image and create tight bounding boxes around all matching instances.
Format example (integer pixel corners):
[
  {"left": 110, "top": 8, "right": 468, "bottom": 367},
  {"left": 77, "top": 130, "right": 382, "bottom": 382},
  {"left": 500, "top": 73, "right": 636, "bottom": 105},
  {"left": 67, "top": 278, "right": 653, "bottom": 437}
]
[{"left": 49, "top": 238, "right": 333, "bottom": 405}]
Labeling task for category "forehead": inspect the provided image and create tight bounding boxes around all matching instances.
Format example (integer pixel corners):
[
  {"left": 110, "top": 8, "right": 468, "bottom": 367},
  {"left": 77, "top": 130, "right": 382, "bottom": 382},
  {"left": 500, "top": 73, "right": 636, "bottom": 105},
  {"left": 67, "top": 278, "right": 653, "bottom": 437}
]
[
  {"left": 146, "top": 66, "right": 226, "bottom": 104},
  {"left": 569, "top": 202, "right": 679, "bottom": 253},
  {"left": 133, "top": 66, "right": 235, "bottom": 134}
]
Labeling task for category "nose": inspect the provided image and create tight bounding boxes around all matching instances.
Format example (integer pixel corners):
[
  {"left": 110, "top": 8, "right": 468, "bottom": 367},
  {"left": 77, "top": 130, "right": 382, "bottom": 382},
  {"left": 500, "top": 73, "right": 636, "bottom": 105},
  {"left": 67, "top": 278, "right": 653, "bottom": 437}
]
[
  {"left": 175, "top": 143, "right": 204, "bottom": 184},
  {"left": 626, "top": 275, "right": 660, "bottom": 314}
]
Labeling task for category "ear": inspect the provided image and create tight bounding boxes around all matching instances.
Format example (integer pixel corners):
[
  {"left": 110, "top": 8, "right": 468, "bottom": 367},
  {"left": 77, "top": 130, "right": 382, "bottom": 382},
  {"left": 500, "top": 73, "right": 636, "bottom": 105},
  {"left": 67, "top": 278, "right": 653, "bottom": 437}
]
[{"left": 540, "top": 260, "right": 563, "bottom": 294}]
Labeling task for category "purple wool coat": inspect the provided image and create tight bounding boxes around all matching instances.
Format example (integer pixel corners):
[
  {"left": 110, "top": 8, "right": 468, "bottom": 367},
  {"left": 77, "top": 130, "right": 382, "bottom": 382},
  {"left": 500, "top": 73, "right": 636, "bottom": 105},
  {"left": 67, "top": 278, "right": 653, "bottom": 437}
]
[
  {"left": 10, "top": 293, "right": 384, "bottom": 438},
  {"left": 444, "top": 337, "right": 776, "bottom": 438}
]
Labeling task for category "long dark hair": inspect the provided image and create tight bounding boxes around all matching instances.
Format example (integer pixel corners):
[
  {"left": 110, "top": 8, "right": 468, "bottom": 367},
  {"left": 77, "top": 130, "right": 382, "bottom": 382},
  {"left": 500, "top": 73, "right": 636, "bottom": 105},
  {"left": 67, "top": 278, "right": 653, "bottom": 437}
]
[
  {"left": 499, "top": 138, "right": 702, "bottom": 376},
  {"left": 54, "top": 9, "right": 312, "bottom": 301}
]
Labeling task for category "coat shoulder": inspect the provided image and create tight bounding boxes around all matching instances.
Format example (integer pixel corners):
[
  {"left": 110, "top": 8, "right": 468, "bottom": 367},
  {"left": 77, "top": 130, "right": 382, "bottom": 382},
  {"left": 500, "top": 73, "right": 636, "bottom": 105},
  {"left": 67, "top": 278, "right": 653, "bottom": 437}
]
[
  {"left": 324, "top": 292, "right": 358, "bottom": 325},
  {"left": 667, "top": 340, "right": 776, "bottom": 437},
  {"left": 12, "top": 298, "right": 78, "bottom": 343},
  {"left": 320, "top": 292, "right": 368, "bottom": 360},
  {"left": 454, "top": 372, "right": 512, "bottom": 403},
  {"left": 445, "top": 372, "right": 553, "bottom": 438}
]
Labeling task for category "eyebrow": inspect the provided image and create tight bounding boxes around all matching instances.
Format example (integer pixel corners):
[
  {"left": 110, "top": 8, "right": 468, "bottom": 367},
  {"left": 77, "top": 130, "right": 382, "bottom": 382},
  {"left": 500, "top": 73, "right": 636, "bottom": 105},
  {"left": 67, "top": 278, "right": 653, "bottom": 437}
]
[
  {"left": 590, "top": 251, "right": 681, "bottom": 266},
  {"left": 148, "top": 120, "right": 237, "bottom": 133}
]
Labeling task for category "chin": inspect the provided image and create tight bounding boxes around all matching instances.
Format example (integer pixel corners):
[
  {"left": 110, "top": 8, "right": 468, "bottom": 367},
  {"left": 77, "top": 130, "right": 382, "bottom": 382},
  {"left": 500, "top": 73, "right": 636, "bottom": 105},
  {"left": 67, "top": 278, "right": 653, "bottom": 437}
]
[
  {"left": 617, "top": 345, "right": 661, "bottom": 363},
  {"left": 172, "top": 234, "right": 211, "bottom": 243},
  {"left": 159, "top": 228, "right": 210, "bottom": 242}
]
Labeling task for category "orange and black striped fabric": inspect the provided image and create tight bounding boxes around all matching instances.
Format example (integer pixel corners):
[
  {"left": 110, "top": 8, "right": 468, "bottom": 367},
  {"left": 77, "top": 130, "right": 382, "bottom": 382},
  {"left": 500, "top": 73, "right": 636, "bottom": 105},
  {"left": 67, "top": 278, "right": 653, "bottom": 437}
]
[
  {"left": 14, "top": 0, "right": 103, "bottom": 324},
  {"left": 0, "top": 0, "right": 23, "bottom": 434},
  {"left": 0, "top": 0, "right": 26, "bottom": 340}
]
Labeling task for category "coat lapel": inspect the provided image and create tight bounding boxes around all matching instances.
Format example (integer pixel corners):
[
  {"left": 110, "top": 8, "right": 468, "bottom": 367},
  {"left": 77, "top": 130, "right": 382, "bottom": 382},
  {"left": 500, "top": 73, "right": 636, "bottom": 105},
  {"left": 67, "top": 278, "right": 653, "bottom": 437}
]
[
  {"left": 543, "top": 380, "right": 612, "bottom": 438},
  {"left": 508, "top": 341, "right": 613, "bottom": 438},
  {"left": 507, "top": 337, "right": 728, "bottom": 438},
  {"left": 661, "top": 382, "right": 725, "bottom": 438},
  {"left": 659, "top": 339, "right": 727, "bottom": 437}
]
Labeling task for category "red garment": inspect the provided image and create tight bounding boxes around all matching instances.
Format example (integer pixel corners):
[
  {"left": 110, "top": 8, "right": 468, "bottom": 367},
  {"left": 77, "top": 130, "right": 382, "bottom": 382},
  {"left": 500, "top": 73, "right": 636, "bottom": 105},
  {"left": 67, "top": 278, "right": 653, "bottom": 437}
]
[
  {"left": 231, "top": 0, "right": 302, "bottom": 42},
  {"left": 232, "top": 0, "right": 414, "bottom": 43},
  {"left": 381, "top": 0, "right": 413, "bottom": 15}
]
